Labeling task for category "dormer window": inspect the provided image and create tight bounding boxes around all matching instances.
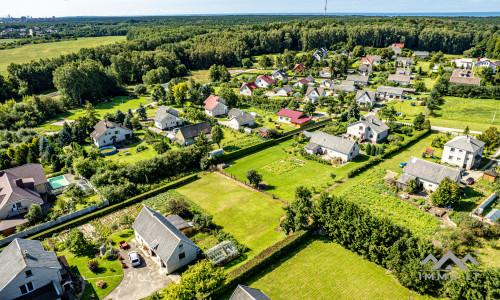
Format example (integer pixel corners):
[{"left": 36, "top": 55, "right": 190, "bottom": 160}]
[{"left": 25, "top": 270, "right": 33, "bottom": 277}]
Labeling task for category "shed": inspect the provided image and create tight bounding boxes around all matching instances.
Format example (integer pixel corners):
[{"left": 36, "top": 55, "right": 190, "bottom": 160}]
[
  {"left": 244, "top": 127, "right": 253, "bottom": 134},
  {"left": 208, "top": 148, "right": 225, "bottom": 158},
  {"left": 302, "top": 131, "right": 314, "bottom": 139},
  {"left": 483, "top": 170, "right": 499, "bottom": 182},
  {"left": 166, "top": 214, "right": 193, "bottom": 234},
  {"left": 396, "top": 173, "right": 416, "bottom": 191},
  {"left": 484, "top": 209, "right": 500, "bottom": 223}
]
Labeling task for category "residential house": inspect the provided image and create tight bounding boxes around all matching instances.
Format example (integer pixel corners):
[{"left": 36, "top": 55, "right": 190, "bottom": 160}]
[
  {"left": 449, "top": 69, "right": 481, "bottom": 86},
  {"left": 473, "top": 58, "right": 497, "bottom": 73},
  {"left": 333, "top": 80, "right": 357, "bottom": 93},
  {"left": 396, "top": 68, "right": 411, "bottom": 76},
  {"left": 273, "top": 85, "right": 294, "bottom": 97},
  {"left": 133, "top": 207, "right": 199, "bottom": 274},
  {"left": 452, "top": 58, "right": 473, "bottom": 69},
  {"left": 271, "top": 69, "right": 288, "bottom": 81},
  {"left": 228, "top": 108, "right": 246, "bottom": 119},
  {"left": 229, "top": 114, "right": 255, "bottom": 130},
  {"left": 391, "top": 43, "right": 404, "bottom": 55},
  {"left": 293, "top": 79, "right": 309, "bottom": 89},
  {"left": 319, "top": 79, "right": 334, "bottom": 89},
  {"left": 239, "top": 82, "right": 258, "bottom": 96},
  {"left": 441, "top": 135, "right": 485, "bottom": 170},
  {"left": 305, "top": 75, "right": 316, "bottom": 83},
  {"left": 341, "top": 50, "right": 352, "bottom": 58},
  {"left": 0, "top": 238, "right": 69, "bottom": 300},
  {"left": 358, "top": 64, "right": 373, "bottom": 75},
  {"left": 90, "top": 119, "right": 133, "bottom": 148},
  {"left": 174, "top": 121, "right": 212, "bottom": 146},
  {"left": 204, "top": 95, "right": 228, "bottom": 117},
  {"left": 154, "top": 106, "right": 182, "bottom": 130},
  {"left": 346, "top": 115, "right": 389, "bottom": 143},
  {"left": 354, "top": 90, "right": 377, "bottom": 107},
  {"left": 388, "top": 74, "right": 411, "bottom": 85},
  {"left": 229, "top": 285, "right": 272, "bottom": 300},
  {"left": 361, "top": 55, "right": 381, "bottom": 66},
  {"left": 319, "top": 67, "right": 332, "bottom": 78},
  {"left": 0, "top": 164, "right": 48, "bottom": 236},
  {"left": 413, "top": 51, "right": 429, "bottom": 58},
  {"left": 305, "top": 86, "right": 326, "bottom": 103},
  {"left": 346, "top": 74, "right": 369, "bottom": 85},
  {"left": 305, "top": 131, "right": 359, "bottom": 162},
  {"left": 292, "top": 63, "right": 307, "bottom": 73},
  {"left": 313, "top": 50, "right": 323, "bottom": 61},
  {"left": 397, "top": 156, "right": 462, "bottom": 192},
  {"left": 255, "top": 75, "right": 276, "bottom": 88},
  {"left": 376, "top": 86, "right": 416, "bottom": 99},
  {"left": 277, "top": 109, "right": 312, "bottom": 127},
  {"left": 396, "top": 57, "right": 414, "bottom": 67}
]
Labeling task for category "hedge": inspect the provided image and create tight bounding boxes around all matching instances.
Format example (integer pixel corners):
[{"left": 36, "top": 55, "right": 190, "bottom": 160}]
[
  {"left": 209, "top": 230, "right": 310, "bottom": 298},
  {"left": 46, "top": 170, "right": 67, "bottom": 178},
  {"left": 26, "top": 174, "right": 200, "bottom": 242},
  {"left": 346, "top": 128, "right": 430, "bottom": 178}
]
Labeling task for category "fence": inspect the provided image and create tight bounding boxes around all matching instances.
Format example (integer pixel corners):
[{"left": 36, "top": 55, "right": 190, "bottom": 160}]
[{"left": 0, "top": 200, "right": 109, "bottom": 247}]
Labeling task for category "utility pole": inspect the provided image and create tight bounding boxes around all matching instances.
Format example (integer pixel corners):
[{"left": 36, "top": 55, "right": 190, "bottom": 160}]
[{"left": 324, "top": 0, "right": 327, "bottom": 17}]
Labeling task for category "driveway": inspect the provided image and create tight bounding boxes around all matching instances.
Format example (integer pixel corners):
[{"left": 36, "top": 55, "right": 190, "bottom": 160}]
[{"left": 104, "top": 244, "right": 170, "bottom": 300}]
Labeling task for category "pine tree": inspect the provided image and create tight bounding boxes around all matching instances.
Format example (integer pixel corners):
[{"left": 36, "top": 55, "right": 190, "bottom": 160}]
[
  {"left": 57, "top": 128, "right": 72, "bottom": 147},
  {"left": 27, "top": 148, "right": 37, "bottom": 164},
  {"left": 211, "top": 125, "right": 224, "bottom": 149},
  {"left": 39, "top": 136, "right": 50, "bottom": 156},
  {"left": 114, "top": 109, "right": 125, "bottom": 123},
  {"left": 123, "top": 116, "right": 133, "bottom": 130},
  {"left": 137, "top": 104, "right": 147, "bottom": 120},
  {"left": 126, "top": 109, "right": 134, "bottom": 119},
  {"left": 71, "top": 124, "right": 86, "bottom": 144},
  {"left": 365, "top": 144, "right": 372, "bottom": 155}
]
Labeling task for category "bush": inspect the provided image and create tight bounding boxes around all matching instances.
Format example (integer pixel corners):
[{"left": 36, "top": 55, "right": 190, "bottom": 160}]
[
  {"left": 136, "top": 144, "right": 149, "bottom": 153},
  {"left": 165, "top": 197, "right": 191, "bottom": 217},
  {"left": 96, "top": 280, "right": 107, "bottom": 289},
  {"left": 104, "top": 249, "right": 115, "bottom": 260},
  {"left": 88, "top": 259, "right": 99, "bottom": 272},
  {"left": 192, "top": 213, "right": 213, "bottom": 228}
]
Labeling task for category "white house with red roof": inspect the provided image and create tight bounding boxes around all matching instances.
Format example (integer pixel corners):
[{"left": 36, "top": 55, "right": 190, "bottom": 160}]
[
  {"left": 255, "top": 75, "right": 276, "bottom": 88},
  {"left": 390, "top": 43, "right": 404, "bottom": 55},
  {"left": 293, "top": 78, "right": 310, "bottom": 89},
  {"left": 204, "top": 95, "right": 228, "bottom": 117},
  {"left": 319, "top": 67, "right": 332, "bottom": 78},
  {"left": 473, "top": 58, "right": 497, "bottom": 73},
  {"left": 277, "top": 109, "right": 312, "bottom": 128},
  {"left": 361, "top": 55, "right": 381, "bottom": 66},
  {"left": 239, "top": 82, "right": 258, "bottom": 96}
]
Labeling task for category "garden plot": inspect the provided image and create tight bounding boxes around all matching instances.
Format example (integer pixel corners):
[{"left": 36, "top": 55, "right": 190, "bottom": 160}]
[{"left": 262, "top": 157, "right": 306, "bottom": 175}]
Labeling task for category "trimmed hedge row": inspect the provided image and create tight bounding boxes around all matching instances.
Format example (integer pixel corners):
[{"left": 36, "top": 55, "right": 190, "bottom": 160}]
[
  {"left": 26, "top": 174, "right": 200, "bottom": 242},
  {"left": 209, "top": 230, "right": 310, "bottom": 298},
  {"left": 46, "top": 170, "right": 67, "bottom": 179},
  {"left": 215, "top": 139, "right": 275, "bottom": 163},
  {"left": 346, "top": 129, "right": 430, "bottom": 178}
]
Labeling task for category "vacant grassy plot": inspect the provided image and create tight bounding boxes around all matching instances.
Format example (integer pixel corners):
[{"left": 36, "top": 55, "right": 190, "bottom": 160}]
[
  {"left": 175, "top": 173, "right": 286, "bottom": 269},
  {"left": 386, "top": 96, "right": 500, "bottom": 131},
  {"left": 225, "top": 139, "right": 369, "bottom": 201},
  {"left": 242, "top": 239, "right": 435, "bottom": 300},
  {"left": 0, "top": 36, "right": 126, "bottom": 75},
  {"left": 185, "top": 69, "right": 210, "bottom": 84}
]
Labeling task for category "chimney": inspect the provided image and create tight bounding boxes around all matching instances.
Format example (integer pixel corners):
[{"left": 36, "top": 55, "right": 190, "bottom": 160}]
[
  {"left": 467, "top": 135, "right": 471, "bottom": 142},
  {"left": 15, "top": 178, "right": 24, "bottom": 188},
  {"left": 23, "top": 250, "right": 28, "bottom": 258},
  {"left": 370, "top": 118, "right": 374, "bottom": 124}
]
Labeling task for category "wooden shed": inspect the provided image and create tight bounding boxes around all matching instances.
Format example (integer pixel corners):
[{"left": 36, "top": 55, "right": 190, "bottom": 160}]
[{"left": 483, "top": 170, "right": 499, "bottom": 183}]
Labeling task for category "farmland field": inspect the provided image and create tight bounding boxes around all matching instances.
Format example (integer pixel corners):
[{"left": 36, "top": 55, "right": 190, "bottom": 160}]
[
  {"left": 238, "top": 239, "right": 435, "bottom": 300},
  {"left": 225, "top": 139, "right": 370, "bottom": 202},
  {"left": 175, "top": 173, "right": 286, "bottom": 270},
  {"left": 0, "top": 36, "right": 126, "bottom": 75}
]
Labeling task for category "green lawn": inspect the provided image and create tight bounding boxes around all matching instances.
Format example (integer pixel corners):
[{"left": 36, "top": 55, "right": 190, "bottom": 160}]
[
  {"left": 386, "top": 96, "right": 500, "bottom": 131},
  {"left": 0, "top": 36, "right": 126, "bottom": 75},
  {"left": 225, "top": 139, "right": 369, "bottom": 202},
  {"left": 238, "top": 239, "right": 435, "bottom": 300},
  {"left": 82, "top": 276, "right": 122, "bottom": 300},
  {"left": 105, "top": 131, "right": 158, "bottom": 164},
  {"left": 175, "top": 173, "right": 286, "bottom": 270}
]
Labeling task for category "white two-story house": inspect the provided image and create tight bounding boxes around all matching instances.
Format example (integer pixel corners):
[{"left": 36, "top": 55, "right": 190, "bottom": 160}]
[
  {"left": 305, "top": 86, "right": 326, "bottom": 103},
  {"left": 204, "top": 95, "right": 228, "bottom": 117},
  {"left": 346, "top": 115, "right": 389, "bottom": 143},
  {"left": 441, "top": 135, "right": 485, "bottom": 170},
  {"left": 305, "top": 131, "right": 359, "bottom": 162},
  {"left": 90, "top": 119, "right": 133, "bottom": 148},
  {"left": 154, "top": 106, "right": 182, "bottom": 130}
]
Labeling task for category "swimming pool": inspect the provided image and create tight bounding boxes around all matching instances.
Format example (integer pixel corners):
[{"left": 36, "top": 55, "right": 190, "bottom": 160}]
[{"left": 49, "top": 175, "right": 70, "bottom": 190}]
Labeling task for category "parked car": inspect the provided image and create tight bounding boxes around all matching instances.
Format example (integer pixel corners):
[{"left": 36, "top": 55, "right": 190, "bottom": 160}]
[
  {"left": 399, "top": 162, "right": 407, "bottom": 168},
  {"left": 128, "top": 251, "right": 141, "bottom": 267},
  {"left": 466, "top": 177, "right": 474, "bottom": 185}
]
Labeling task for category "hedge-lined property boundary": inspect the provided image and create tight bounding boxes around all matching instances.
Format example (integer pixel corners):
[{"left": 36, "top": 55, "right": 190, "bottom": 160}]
[
  {"left": 346, "top": 128, "right": 431, "bottom": 178},
  {"left": 15, "top": 174, "right": 200, "bottom": 245},
  {"left": 209, "top": 230, "right": 311, "bottom": 298}
]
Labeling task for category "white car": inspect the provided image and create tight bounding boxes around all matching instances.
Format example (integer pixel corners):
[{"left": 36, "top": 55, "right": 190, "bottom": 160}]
[{"left": 128, "top": 251, "right": 141, "bottom": 267}]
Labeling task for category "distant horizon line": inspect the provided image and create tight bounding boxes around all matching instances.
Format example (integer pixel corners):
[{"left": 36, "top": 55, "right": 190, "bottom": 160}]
[{"left": 3, "top": 12, "right": 500, "bottom": 18}]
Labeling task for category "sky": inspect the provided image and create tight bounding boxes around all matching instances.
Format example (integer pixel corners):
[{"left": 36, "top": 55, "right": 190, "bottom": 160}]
[{"left": 3, "top": 0, "right": 500, "bottom": 18}]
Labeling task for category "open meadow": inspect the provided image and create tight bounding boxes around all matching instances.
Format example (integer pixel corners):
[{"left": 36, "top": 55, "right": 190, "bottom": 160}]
[{"left": 0, "top": 36, "right": 126, "bottom": 75}]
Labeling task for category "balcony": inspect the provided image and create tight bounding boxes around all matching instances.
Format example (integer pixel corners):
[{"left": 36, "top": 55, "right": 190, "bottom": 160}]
[{"left": 6, "top": 206, "right": 28, "bottom": 218}]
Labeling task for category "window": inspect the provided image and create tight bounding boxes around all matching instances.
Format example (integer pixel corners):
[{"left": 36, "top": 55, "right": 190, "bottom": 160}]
[
  {"left": 19, "top": 282, "right": 34, "bottom": 295},
  {"left": 115, "top": 130, "right": 119, "bottom": 134},
  {"left": 450, "top": 148, "right": 455, "bottom": 152},
  {"left": 449, "top": 156, "right": 454, "bottom": 160},
  {"left": 458, "top": 150, "right": 463, "bottom": 153},
  {"left": 179, "top": 244, "right": 183, "bottom": 248},
  {"left": 457, "top": 157, "right": 461, "bottom": 161},
  {"left": 25, "top": 270, "right": 33, "bottom": 277},
  {"left": 179, "top": 252, "right": 185, "bottom": 260}
]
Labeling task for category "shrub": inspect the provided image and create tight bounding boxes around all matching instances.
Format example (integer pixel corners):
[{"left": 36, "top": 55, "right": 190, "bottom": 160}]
[
  {"left": 136, "top": 144, "right": 149, "bottom": 153},
  {"left": 88, "top": 259, "right": 99, "bottom": 272},
  {"left": 104, "top": 249, "right": 115, "bottom": 260},
  {"left": 165, "top": 197, "right": 191, "bottom": 217},
  {"left": 96, "top": 280, "right": 107, "bottom": 289},
  {"left": 193, "top": 213, "right": 213, "bottom": 228}
]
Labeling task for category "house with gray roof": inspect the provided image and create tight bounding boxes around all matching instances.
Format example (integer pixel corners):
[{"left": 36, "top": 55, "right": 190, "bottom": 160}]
[
  {"left": 154, "top": 106, "right": 182, "bottom": 130},
  {"left": 0, "top": 164, "right": 48, "bottom": 233},
  {"left": 0, "top": 238, "right": 68, "bottom": 300},
  {"left": 174, "top": 121, "right": 212, "bottom": 146},
  {"left": 346, "top": 74, "right": 369, "bottom": 85},
  {"left": 376, "top": 86, "right": 416, "bottom": 99},
  {"left": 229, "top": 113, "right": 255, "bottom": 130},
  {"left": 228, "top": 108, "right": 246, "bottom": 119},
  {"left": 357, "top": 64, "right": 373, "bottom": 75},
  {"left": 319, "top": 79, "right": 334, "bottom": 89},
  {"left": 395, "top": 68, "right": 411, "bottom": 76},
  {"left": 346, "top": 115, "right": 389, "bottom": 143},
  {"left": 305, "top": 86, "right": 326, "bottom": 103},
  {"left": 305, "top": 131, "right": 359, "bottom": 162},
  {"left": 441, "top": 135, "right": 485, "bottom": 170},
  {"left": 333, "top": 81, "right": 357, "bottom": 93},
  {"left": 90, "top": 119, "right": 133, "bottom": 148},
  {"left": 396, "top": 57, "right": 414, "bottom": 67},
  {"left": 271, "top": 69, "right": 288, "bottom": 81},
  {"left": 355, "top": 90, "right": 376, "bottom": 107},
  {"left": 398, "top": 156, "right": 462, "bottom": 192},
  {"left": 388, "top": 74, "right": 411, "bottom": 85},
  {"left": 413, "top": 51, "right": 429, "bottom": 58},
  {"left": 229, "top": 285, "right": 272, "bottom": 300},
  {"left": 133, "top": 207, "right": 199, "bottom": 274}
]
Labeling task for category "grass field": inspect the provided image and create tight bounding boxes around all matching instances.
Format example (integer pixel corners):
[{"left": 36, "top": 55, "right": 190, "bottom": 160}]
[
  {"left": 0, "top": 36, "right": 126, "bottom": 75},
  {"left": 175, "top": 173, "right": 286, "bottom": 270},
  {"left": 238, "top": 239, "right": 435, "bottom": 300},
  {"left": 225, "top": 139, "right": 369, "bottom": 202},
  {"left": 386, "top": 96, "right": 500, "bottom": 131},
  {"left": 0, "top": 38, "right": 19, "bottom": 44}
]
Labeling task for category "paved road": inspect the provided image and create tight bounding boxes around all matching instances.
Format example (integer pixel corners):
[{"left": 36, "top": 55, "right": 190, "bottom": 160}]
[{"left": 132, "top": 101, "right": 157, "bottom": 113}]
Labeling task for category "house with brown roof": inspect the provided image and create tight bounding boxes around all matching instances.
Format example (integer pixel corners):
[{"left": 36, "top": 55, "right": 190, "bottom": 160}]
[
  {"left": 204, "top": 95, "right": 228, "bottom": 117},
  {"left": 239, "top": 82, "right": 258, "bottom": 96},
  {"left": 277, "top": 109, "right": 312, "bottom": 127},
  {"left": 292, "top": 63, "right": 307, "bottom": 73},
  {"left": 174, "top": 121, "right": 212, "bottom": 146},
  {"left": 90, "top": 119, "right": 133, "bottom": 148},
  {"left": 0, "top": 164, "right": 48, "bottom": 234},
  {"left": 449, "top": 69, "right": 481, "bottom": 86},
  {"left": 319, "top": 67, "right": 332, "bottom": 78},
  {"left": 358, "top": 64, "right": 373, "bottom": 75},
  {"left": 305, "top": 86, "right": 326, "bottom": 103}
]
